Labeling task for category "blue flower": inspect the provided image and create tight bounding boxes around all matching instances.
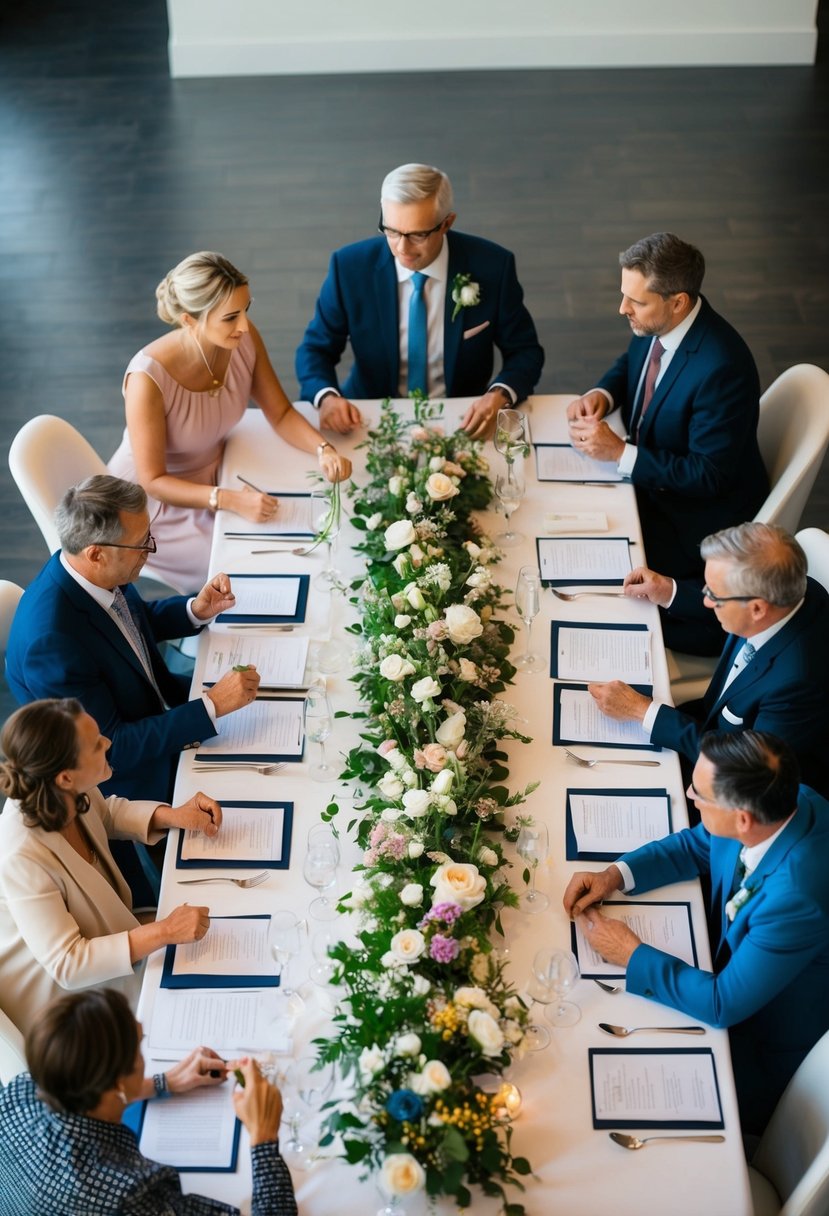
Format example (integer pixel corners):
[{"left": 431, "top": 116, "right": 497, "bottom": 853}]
[{"left": 386, "top": 1088, "right": 424, "bottom": 1123}]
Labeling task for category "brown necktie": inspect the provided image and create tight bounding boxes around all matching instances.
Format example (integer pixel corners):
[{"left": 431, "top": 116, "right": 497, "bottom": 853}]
[{"left": 636, "top": 338, "right": 664, "bottom": 436}]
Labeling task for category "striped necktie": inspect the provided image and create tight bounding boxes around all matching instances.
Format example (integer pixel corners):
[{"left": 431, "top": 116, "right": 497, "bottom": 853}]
[{"left": 111, "top": 587, "right": 165, "bottom": 704}]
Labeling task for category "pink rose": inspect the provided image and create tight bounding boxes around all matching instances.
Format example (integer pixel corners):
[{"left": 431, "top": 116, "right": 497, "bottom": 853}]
[
  {"left": 427, "top": 620, "right": 448, "bottom": 641},
  {"left": 414, "top": 743, "right": 448, "bottom": 773},
  {"left": 377, "top": 739, "right": 399, "bottom": 757}
]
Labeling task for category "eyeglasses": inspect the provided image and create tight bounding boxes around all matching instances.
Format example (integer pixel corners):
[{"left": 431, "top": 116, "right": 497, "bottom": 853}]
[
  {"left": 95, "top": 534, "right": 157, "bottom": 554},
  {"left": 378, "top": 212, "right": 445, "bottom": 245},
  {"left": 701, "top": 584, "right": 756, "bottom": 606}
]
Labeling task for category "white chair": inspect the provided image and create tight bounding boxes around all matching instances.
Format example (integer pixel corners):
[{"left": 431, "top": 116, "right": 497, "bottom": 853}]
[
  {"left": 749, "top": 1027, "right": 829, "bottom": 1216},
  {"left": 796, "top": 528, "right": 829, "bottom": 593},
  {"left": 0, "top": 580, "right": 24, "bottom": 655},
  {"left": 0, "top": 1007, "right": 26, "bottom": 1084},
  {"left": 8, "top": 414, "right": 170, "bottom": 589}
]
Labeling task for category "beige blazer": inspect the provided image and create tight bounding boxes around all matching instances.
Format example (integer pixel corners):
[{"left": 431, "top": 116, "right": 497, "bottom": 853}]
[{"left": 0, "top": 789, "right": 163, "bottom": 1033}]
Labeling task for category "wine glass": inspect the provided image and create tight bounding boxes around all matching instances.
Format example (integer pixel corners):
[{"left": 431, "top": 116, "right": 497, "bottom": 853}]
[
  {"left": 303, "top": 838, "right": 339, "bottom": 921},
  {"left": 514, "top": 565, "right": 545, "bottom": 673},
  {"left": 494, "top": 408, "right": 528, "bottom": 467},
  {"left": 268, "top": 910, "right": 305, "bottom": 1014},
  {"left": 494, "top": 463, "right": 525, "bottom": 547},
  {"left": 536, "top": 948, "right": 581, "bottom": 1027},
  {"left": 520, "top": 970, "right": 553, "bottom": 1052},
  {"left": 309, "top": 927, "right": 338, "bottom": 986},
  {"left": 516, "top": 822, "right": 549, "bottom": 913},
  {"left": 282, "top": 1053, "right": 335, "bottom": 1167},
  {"left": 310, "top": 486, "right": 341, "bottom": 590},
  {"left": 304, "top": 685, "right": 336, "bottom": 783}
]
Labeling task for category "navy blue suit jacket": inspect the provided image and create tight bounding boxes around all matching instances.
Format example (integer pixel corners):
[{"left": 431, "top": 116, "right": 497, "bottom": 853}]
[
  {"left": 652, "top": 579, "right": 829, "bottom": 797},
  {"left": 598, "top": 297, "right": 768, "bottom": 580},
  {"left": 295, "top": 230, "right": 544, "bottom": 404},
  {"left": 5, "top": 554, "right": 215, "bottom": 803},
  {"left": 623, "top": 787, "right": 829, "bottom": 1131}
]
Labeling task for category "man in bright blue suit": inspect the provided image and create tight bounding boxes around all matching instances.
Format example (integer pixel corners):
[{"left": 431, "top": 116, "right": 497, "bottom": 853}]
[
  {"left": 564, "top": 731, "right": 829, "bottom": 1134},
  {"left": 5, "top": 475, "right": 260, "bottom": 806},
  {"left": 568, "top": 233, "right": 768, "bottom": 655},
  {"left": 588, "top": 522, "right": 829, "bottom": 798},
  {"left": 295, "top": 162, "right": 544, "bottom": 440}
]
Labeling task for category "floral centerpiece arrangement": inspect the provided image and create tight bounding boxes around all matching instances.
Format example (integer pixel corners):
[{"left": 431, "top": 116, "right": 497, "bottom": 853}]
[{"left": 317, "top": 398, "right": 536, "bottom": 1215}]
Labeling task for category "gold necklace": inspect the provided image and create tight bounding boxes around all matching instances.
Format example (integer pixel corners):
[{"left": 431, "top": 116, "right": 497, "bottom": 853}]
[{"left": 191, "top": 331, "right": 224, "bottom": 396}]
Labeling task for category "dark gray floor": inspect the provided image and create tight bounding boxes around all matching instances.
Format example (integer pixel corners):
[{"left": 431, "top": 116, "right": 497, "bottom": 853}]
[{"left": 1, "top": 3, "right": 828, "bottom": 719}]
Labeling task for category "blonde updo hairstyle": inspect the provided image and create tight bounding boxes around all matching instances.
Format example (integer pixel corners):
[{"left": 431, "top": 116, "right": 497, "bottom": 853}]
[
  {"left": 155, "top": 251, "right": 248, "bottom": 329},
  {"left": 0, "top": 698, "right": 90, "bottom": 831}
]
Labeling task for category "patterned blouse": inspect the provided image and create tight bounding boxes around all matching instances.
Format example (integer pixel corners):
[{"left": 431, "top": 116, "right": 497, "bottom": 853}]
[{"left": 0, "top": 1073, "right": 297, "bottom": 1215}]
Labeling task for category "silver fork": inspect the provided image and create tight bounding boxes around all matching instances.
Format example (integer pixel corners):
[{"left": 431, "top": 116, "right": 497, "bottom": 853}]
[
  {"left": 564, "top": 747, "right": 660, "bottom": 769},
  {"left": 250, "top": 544, "right": 316, "bottom": 556},
  {"left": 193, "top": 762, "right": 285, "bottom": 774},
  {"left": 549, "top": 587, "right": 626, "bottom": 601},
  {"left": 176, "top": 871, "right": 270, "bottom": 888}
]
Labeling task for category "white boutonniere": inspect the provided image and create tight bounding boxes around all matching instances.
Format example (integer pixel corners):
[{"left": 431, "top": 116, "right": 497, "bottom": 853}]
[
  {"left": 451, "top": 273, "right": 481, "bottom": 322},
  {"left": 725, "top": 880, "right": 757, "bottom": 922}
]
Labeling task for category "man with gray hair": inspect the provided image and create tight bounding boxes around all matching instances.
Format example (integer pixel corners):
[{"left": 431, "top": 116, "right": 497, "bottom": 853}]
[
  {"left": 295, "top": 162, "right": 544, "bottom": 439},
  {"left": 587, "top": 522, "right": 829, "bottom": 796},
  {"left": 568, "top": 233, "right": 767, "bottom": 650},
  {"left": 6, "top": 475, "right": 259, "bottom": 810}
]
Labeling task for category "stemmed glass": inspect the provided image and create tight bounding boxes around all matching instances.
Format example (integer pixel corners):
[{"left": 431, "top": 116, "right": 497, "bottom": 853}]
[
  {"left": 303, "top": 685, "right": 336, "bottom": 783},
  {"left": 310, "top": 486, "right": 341, "bottom": 590},
  {"left": 282, "top": 1053, "right": 335, "bottom": 1167},
  {"left": 521, "top": 970, "right": 553, "bottom": 1052},
  {"left": 516, "top": 822, "right": 549, "bottom": 913},
  {"left": 536, "top": 948, "right": 581, "bottom": 1027},
  {"left": 494, "top": 463, "right": 525, "bottom": 547},
  {"left": 494, "top": 408, "right": 528, "bottom": 471},
  {"left": 309, "top": 927, "right": 338, "bottom": 986},
  {"left": 268, "top": 910, "right": 305, "bottom": 1015},
  {"left": 514, "top": 565, "right": 545, "bottom": 673},
  {"left": 303, "top": 836, "right": 339, "bottom": 920}
]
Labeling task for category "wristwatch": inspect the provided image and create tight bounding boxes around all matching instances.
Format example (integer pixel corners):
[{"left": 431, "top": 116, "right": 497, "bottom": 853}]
[
  {"left": 317, "top": 441, "right": 334, "bottom": 458},
  {"left": 208, "top": 486, "right": 220, "bottom": 511}
]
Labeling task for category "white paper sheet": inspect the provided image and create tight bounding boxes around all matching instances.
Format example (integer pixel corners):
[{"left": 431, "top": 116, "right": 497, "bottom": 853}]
[
  {"left": 181, "top": 804, "right": 285, "bottom": 862},
  {"left": 201, "top": 634, "right": 309, "bottom": 688},
  {"left": 574, "top": 901, "right": 696, "bottom": 975},
  {"left": 147, "top": 988, "right": 290, "bottom": 1054},
  {"left": 557, "top": 686, "right": 652, "bottom": 748},
  {"left": 171, "top": 917, "right": 271, "bottom": 978},
  {"left": 139, "top": 1085, "right": 238, "bottom": 1169},
  {"left": 591, "top": 1051, "right": 722, "bottom": 1124},
  {"left": 224, "top": 494, "right": 313, "bottom": 534},
  {"left": 535, "top": 444, "right": 623, "bottom": 482},
  {"left": 221, "top": 576, "right": 301, "bottom": 617},
  {"left": 569, "top": 792, "right": 671, "bottom": 854},
  {"left": 555, "top": 625, "right": 652, "bottom": 683},
  {"left": 196, "top": 698, "right": 304, "bottom": 755},
  {"left": 538, "top": 537, "right": 632, "bottom": 584},
  {"left": 543, "top": 512, "right": 608, "bottom": 534}
]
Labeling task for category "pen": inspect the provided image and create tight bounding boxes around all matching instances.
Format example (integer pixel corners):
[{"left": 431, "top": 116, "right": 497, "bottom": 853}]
[{"left": 237, "top": 474, "right": 269, "bottom": 495}]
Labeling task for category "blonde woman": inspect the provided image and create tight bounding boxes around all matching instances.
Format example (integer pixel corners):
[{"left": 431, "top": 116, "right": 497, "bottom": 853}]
[{"left": 110, "top": 251, "right": 351, "bottom": 591}]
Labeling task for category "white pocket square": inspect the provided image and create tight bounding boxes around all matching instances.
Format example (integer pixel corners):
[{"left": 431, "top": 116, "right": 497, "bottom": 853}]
[
  {"left": 463, "top": 321, "right": 490, "bottom": 340},
  {"left": 720, "top": 705, "right": 744, "bottom": 726}
]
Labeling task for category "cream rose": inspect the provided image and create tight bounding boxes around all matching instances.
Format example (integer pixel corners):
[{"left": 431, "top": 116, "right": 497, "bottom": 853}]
[
  {"left": 394, "top": 614, "right": 412, "bottom": 628},
  {"left": 436, "top": 710, "right": 466, "bottom": 749},
  {"left": 467, "top": 1009, "right": 506, "bottom": 1057},
  {"left": 380, "top": 1153, "right": 425, "bottom": 1198},
  {"left": 399, "top": 883, "right": 424, "bottom": 907},
  {"left": 444, "top": 604, "right": 483, "bottom": 645},
  {"left": 429, "top": 456, "right": 446, "bottom": 472},
  {"left": 388, "top": 475, "right": 405, "bottom": 496},
  {"left": 366, "top": 511, "right": 383, "bottom": 530},
  {"left": 408, "top": 840, "right": 425, "bottom": 859},
  {"left": 385, "top": 519, "right": 416, "bottom": 550},
  {"left": 410, "top": 676, "right": 441, "bottom": 703},
  {"left": 358, "top": 1044, "right": 385, "bottom": 1078},
  {"left": 379, "top": 654, "right": 416, "bottom": 682},
  {"left": 402, "top": 789, "right": 430, "bottom": 818},
  {"left": 458, "top": 658, "right": 478, "bottom": 682},
  {"left": 389, "top": 928, "right": 426, "bottom": 965},
  {"left": 425, "top": 472, "right": 460, "bottom": 502},
  {"left": 477, "top": 845, "right": 499, "bottom": 868},
  {"left": 377, "top": 772, "right": 404, "bottom": 800},
  {"left": 405, "top": 492, "right": 422, "bottom": 514},
  {"left": 411, "top": 1059, "right": 452, "bottom": 1095},
  {"left": 431, "top": 769, "right": 454, "bottom": 795},
  {"left": 430, "top": 861, "right": 486, "bottom": 911},
  {"left": 395, "top": 1032, "right": 422, "bottom": 1057},
  {"left": 405, "top": 585, "right": 427, "bottom": 611}
]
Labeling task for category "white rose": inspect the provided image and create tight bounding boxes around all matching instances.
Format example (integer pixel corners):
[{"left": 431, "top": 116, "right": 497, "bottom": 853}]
[
  {"left": 387, "top": 749, "right": 408, "bottom": 772},
  {"left": 431, "top": 769, "right": 454, "bottom": 795},
  {"left": 378, "top": 772, "right": 404, "bottom": 799},
  {"left": 454, "top": 986, "right": 489, "bottom": 1009},
  {"left": 466, "top": 568, "right": 490, "bottom": 589},
  {"left": 411, "top": 973, "right": 430, "bottom": 995},
  {"left": 444, "top": 603, "right": 483, "bottom": 645},
  {"left": 425, "top": 472, "right": 460, "bottom": 502},
  {"left": 395, "top": 1032, "right": 422, "bottom": 1057},
  {"left": 380, "top": 949, "right": 401, "bottom": 969},
  {"left": 430, "top": 861, "right": 487, "bottom": 911},
  {"left": 388, "top": 475, "right": 405, "bottom": 496},
  {"left": 392, "top": 553, "right": 409, "bottom": 576},
  {"left": 389, "top": 928, "right": 426, "bottom": 965},
  {"left": 436, "top": 710, "right": 466, "bottom": 749},
  {"left": 411, "top": 676, "right": 441, "bottom": 703},
  {"left": 467, "top": 1009, "right": 506, "bottom": 1057},
  {"left": 406, "top": 586, "right": 427, "bottom": 611},
  {"left": 358, "top": 1044, "right": 385, "bottom": 1079},
  {"left": 381, "top": 807, "right": 402, "bottom": 822},
  {"left": 366, "top": 511, "right": 383, "bottom": 530},
  {"left": 460, "top": 283, "right": 480, "bottom": 306},
  {"left": 379, "top": 654, "right": 416, "bottom": 682},
  {"left": 380, "top": 1153, "right": 425, "bottom": 1198},
  {"left": 405, "top": 493, "right": 422, "bottom": 514},
  {"left": 408, "top": 840, "right": 425, "bottom": 859},
  {"left": 429, "top": 456, "right": 446, "bottom": 472},
  {"left": 458, "top": 658, "right": 478, "bottom": 682},
  {"left": 477, "top": 845, "right": 499, "bottom": 868},
  {"left": 385, "top": 519, "right": 416, "bottom": 550},
  {"left": 399, "top": 883, "right": 424, "bottom": 907},
  {"left": 394, "top": 614, "right": 412, "bottom": 628},
  {"left": 401, "top": 768, "right": 418, "bottom": 787},
  {"left": 411, "top": 1059, "right": 452, "bottom": 1095},
  {"left": 463, "top": 541, "right": 482, "bottom": 558},
  {"left": 438, "top": 797, "right": 457, "bottom": 816},
  {"left": 402, "top": 789, "right": 431, "bottom": 818}
]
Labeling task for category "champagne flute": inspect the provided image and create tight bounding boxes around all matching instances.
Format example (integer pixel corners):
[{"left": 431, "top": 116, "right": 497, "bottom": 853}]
[
  {"left": 516, "top": 822, "right": 549, "bottom": 913},
  {"left": 268, "top": 910, "right": 305, "bottom": 1014},
  {"left": 303, "top": 838, "right": 339, "bottom": 920},
  {"left": 303, "top": 685, "right": 336, "bottom": 783},
  {"left": 536, "top": 948, "right": 581, "bottom": 1027},
  {"left": 514, "top": 565, "right": 545, "bottom": 673},
  {"left": 310, "top": 486, "right": 341, "bottom": 590},
  {"left": 494, "top": 464, "right": 525, "bottom": 547},
  {"left": 494, "top": 408, "right": 528, "bottom": 469}
]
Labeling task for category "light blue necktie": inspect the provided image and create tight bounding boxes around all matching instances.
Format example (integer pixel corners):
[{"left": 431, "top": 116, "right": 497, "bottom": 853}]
[{"left": 407, "top": 271, "right": 428, "bottom": 394}]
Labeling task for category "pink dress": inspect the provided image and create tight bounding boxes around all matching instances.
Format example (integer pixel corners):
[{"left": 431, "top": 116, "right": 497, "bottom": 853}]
[{"left": 109, "top": 331, "right": 256, "bottom": 592}]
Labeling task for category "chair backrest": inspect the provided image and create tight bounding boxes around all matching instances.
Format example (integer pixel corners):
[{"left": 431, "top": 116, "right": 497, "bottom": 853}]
[
  {"left": 0, "top": 1006, "right": 26, "bottom": 1085},
  {"left": 752, "top": 1027, "right": 829, "bottom": 1216},
  {"left": 8, "top": 414, "right": 109, "bottom": 554},
  {"left": 796, "top": 528, "right": 829, "bottom": 594},
  {"left": 0, "top": 580, "right": 24, "bottom": 654},
  {"left": 755, "top": 364, "right": 829, "bottom": 534}
]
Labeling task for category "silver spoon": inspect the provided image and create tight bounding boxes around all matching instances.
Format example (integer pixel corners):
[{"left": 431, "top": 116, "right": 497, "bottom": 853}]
[
  {"left": 610, "top": 1132, "right": 725, "bottom": 1150},
  {"left": 600, "top": 1022, "right": 706, "bottom": 1037},
  {"left": 176, "top": 871, "right": 270, "bottom": 889},
  {"left": 564, "top": 748, "right": 661, "bottom": 769},
  {"left": 550, "top": 588, "right": 626, "bottom": 601},
  {"left": 593, "top": 978, "right": 621, "bottom": 994},
  {"left": 193, "top": 762, "right": 285, "bottom": 774}
]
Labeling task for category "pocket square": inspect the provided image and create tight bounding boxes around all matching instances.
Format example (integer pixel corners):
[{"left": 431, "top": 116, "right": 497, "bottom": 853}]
[
  {"left": 463, "top": 321, "right": 490, "bottom": 340},
  {"left": 720, "top": 705, "right": 744, "bottom": 726}
]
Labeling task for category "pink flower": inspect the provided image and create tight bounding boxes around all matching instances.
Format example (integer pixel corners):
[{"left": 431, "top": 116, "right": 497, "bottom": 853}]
[
  {"left": 377, "top": 739, "right": 399, "bottom": 757},
  {"left": 414, "top": 743, "right": 448, "bottom": 773},
  {"left": 427, "top": 620, "right": 448, "bottom": 641},
  {"left": 410, "top": 426, "right": 428, "bottom": 441},
  {"left": 429, "top": 935, "right": 460, "bottom": 963}
]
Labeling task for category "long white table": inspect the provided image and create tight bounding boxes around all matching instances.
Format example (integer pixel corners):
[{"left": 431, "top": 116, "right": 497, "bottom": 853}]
[{"left": 139, "top": 396, "right": 752, "bottom": 1216}]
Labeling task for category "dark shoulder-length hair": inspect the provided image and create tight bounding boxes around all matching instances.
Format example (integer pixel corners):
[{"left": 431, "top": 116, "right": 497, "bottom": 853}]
[
  {"left": 26, "top": 988, "right": 139, "bottom": 1115},
  {"left": 0, "top": 698, "right": 90, "bottom": 830}
]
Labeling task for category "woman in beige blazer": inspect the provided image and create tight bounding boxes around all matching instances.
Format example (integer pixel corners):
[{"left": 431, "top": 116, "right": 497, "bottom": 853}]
[{"left": 0, "top": 698, "right": 221, "bottom": 1031}]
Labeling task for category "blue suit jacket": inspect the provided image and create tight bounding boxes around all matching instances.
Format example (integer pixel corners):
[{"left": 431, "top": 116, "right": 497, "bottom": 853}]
[
  {"left": 622, "top": 787, "right": 829, "bottom": 1130},
  {"left": 5, "top": 554, "right": 215, "bottom": 803},
  {"left": 295, "top": 230, "right": 544, "bottom": 404},
  {"left": 598, "top": 297, "right": 768, "bottom": 580},
  {"left": 652, "top": 579, "right": 829, "bottom": 797}
]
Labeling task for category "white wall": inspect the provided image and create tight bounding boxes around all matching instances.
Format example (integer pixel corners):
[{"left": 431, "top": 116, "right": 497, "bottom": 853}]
[{"left": 167, "top": 0, "right": 818, "bottom": 78}]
